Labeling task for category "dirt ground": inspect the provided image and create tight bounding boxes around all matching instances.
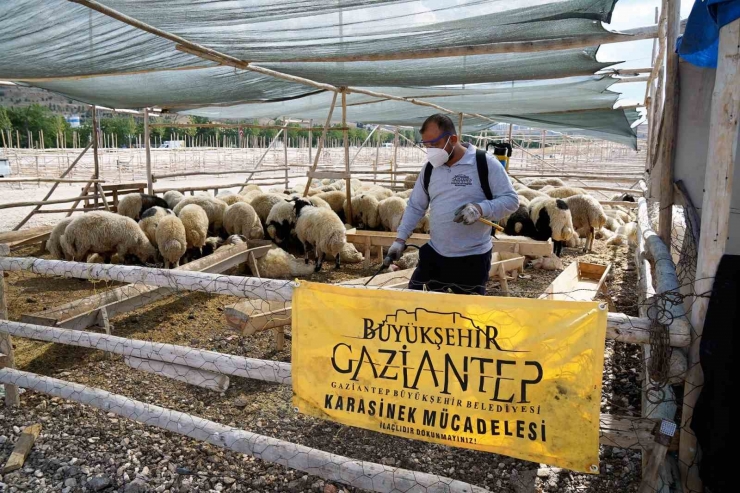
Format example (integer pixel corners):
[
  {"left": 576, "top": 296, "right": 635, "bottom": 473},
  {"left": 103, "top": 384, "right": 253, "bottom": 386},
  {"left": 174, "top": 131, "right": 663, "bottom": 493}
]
[{"left": 0, "top": 238, "right": 644, "bottom": 493}]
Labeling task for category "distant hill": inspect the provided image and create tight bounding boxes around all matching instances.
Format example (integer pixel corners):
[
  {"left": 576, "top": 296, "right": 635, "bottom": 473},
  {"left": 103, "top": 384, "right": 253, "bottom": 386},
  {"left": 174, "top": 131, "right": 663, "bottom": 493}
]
[{"left": 0, "top": 84, "right": 89, "bottom": 117}]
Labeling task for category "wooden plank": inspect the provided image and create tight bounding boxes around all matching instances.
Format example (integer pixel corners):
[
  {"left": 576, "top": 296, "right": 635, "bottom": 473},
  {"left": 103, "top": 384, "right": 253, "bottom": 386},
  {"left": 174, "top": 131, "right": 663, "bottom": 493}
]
[
  {"left": 539, "top": 262, "right": 610, "bottom": 302},
  {"left": 225, "top": 269, "right": 415, "bottom": 336},
  {"left": 307, "top": 170, "right": 349, "bottom": 180},
  {"left": 1, "top": 424, "right": 42, "bottom": 473},
  {"left": 20, "top": 243, "right": 271, "bottom": 331},
  {"left": 124, "top": 355, "right": 230, "bottom": 392},
  {"left": 492, "top": 236, "right": 554, "bottom": 257},
  {"left": 489, "top": 252, "right": 525, "bottom": 278},
  {"left": 0, "top": 225, "right": 54, "bottom": 248}
]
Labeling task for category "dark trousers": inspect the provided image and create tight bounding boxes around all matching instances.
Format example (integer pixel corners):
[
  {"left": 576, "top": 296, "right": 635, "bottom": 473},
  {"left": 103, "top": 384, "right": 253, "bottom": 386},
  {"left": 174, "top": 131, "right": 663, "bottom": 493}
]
[{"left": 409, "top": 244, "right": 492, "bottom": 295}]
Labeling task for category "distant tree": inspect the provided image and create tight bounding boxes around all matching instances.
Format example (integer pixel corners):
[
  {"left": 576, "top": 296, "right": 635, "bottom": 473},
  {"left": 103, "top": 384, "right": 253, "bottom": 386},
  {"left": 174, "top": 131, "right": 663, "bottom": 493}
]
[
  {"left": 0, "top": 107, "right": 12, "bottom": 133},
  {"left": 100, "top": 116, "right": 136, "bottom": 147}
]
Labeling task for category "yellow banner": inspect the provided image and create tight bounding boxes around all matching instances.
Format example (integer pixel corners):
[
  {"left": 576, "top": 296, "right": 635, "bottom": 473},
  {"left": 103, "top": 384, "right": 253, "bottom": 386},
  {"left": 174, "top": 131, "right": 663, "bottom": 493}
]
[{"left": 292, "top": 281, "right": 607, "bottom": 473}]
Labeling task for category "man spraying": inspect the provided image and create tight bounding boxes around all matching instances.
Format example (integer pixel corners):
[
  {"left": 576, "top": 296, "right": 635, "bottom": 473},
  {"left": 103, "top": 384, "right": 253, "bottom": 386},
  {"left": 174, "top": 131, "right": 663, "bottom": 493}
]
[{"left": 388, "top": 114, "right": 519, "bottom": 295}]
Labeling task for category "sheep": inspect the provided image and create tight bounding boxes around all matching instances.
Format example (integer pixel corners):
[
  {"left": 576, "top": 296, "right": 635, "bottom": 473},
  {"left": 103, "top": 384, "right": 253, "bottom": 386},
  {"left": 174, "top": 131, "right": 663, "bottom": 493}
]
[
  {"left": 155, "top": 215, "right": 187, "bottom": 268},
  {"left": 517, "top": 188, "right": 547, "bottom": 201},
  {"left": 544, "top": 186, "right": 587, "bottom": 199},
  {"left": 163, "top": 190, "right": 185, "bottom": 209},
  {"left": 138, "top": 206, "right": 173, "bottom": 246},
  {"left": 605, "top": 208, "right": 631, "bottom": 224},
  {"left": 247, "top": 246, "right": 315, "bottom": 278},
  {"left": 316, "top": 191, "right": 347, "bottom": 217},
  {"left": 502, "top": 205, "right": 538, "bottom": 238},
  {"left": 414, "top": 213, "right": 430, "bottom": 234},
  {"left": 60, "top": 211, "right": 157, "bottom": 264},
  {"left": 117, "top": 193, "right": 170, "bottom": 220},
  {"left": 563, "top": 194, "right": 607, "bottom": 252},
  {"left": 404, "top": 173, "right": 419, "bottom": 190},
  {"left": 265, "top": 199, "right": 298, "bottom": 246},
  {"left": 607, "top": 222, "right": 638, "bottom": 247},
  {"left": 309, "top": 196, "right": 331, "bottom": 210},
  {"left": 360, "top": 185, "right": 394, "bottom": 201},
  {"left": 344, "top": 194, "right": 381, "bottom": 229},
  {"left": 394, "top": 189, "right": 412, "bottom": 199},
  {"left": 224, "top": 202, "right": 260, "bottom": 240},
  {"left": 378, "top": 196, "right": 407, "bottom": 232},
  {"left": 610, "top": 192, "right": 636, "bottom": 203},
  {"left": 517, "top": 195, "right": 530, "bottom": 208},
  {"left": 528, "top": 197, "right": 574, "bottom": 257},
  {"left": 604, "top": 216, "right": 623, "bottom": 232},
  {"left": 46, "top": 218, "right": 74, "bottom": 260},
  {"left": 218, "top": 193, "right": 247, "bottom": 206},
  {"left": 249, "top": 193, "right": 285, "bottom": 225},
  {"left": 565, "top": 230, "right": 581, "bottom": 248},
  {"left": 177, "top": 204, "right": 209, "bottom": 252},
  {"left": 525, "top": 177, "right": 565, "bottom": 190},
  {"left": 295, "top": 200, "right": 347, "bottom": 271},
  {"left": 339, "top": 243, "right": 364, "bottom": 264},
  {"left": 529, "top": 255, "right": 564, "bottom": 270},
  {"left": 172, "top": 196, "right": 228, "bottom": 234},
  {"left": 241, "top": 184, "right": 262, "bottom": 194},
  {"left": 389, "top": 250, "right": 420, "bottom": 271},
  {"left": 512, "top": 182, "right": 528, "bottom": 191},
  {"left": 239, "top": 189, "right": 263, "bottom": 204}
]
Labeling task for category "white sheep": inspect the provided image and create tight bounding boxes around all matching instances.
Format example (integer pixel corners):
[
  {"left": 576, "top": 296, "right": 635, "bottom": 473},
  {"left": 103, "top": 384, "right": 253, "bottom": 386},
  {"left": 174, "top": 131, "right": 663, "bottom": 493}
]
[
  {"left": 172, "top": 195, "right": 227, "bottom": 234},
  {"left": 606, "top": 222, "right": 638, "bottom": 247},
  {"left": 249, "top": 193, "right": 285, "bottom": 225},
  {"left": 218, "top": 193, "right": 247, "bottom": 206},
  {"left": 177, "top": 204, "right": 209, "bottom": 252},
  {"left": 517, "top": 188, "right": 547, "bottom": 201},
  {"left": 155, "top": 214, "right": 187, "bottom": 268},
  {"left": 46, "top": 218, "right": 74, "bottom": 260},
  {"left": 309, "top": 195, "right": 331, "bottom": 209},
  {"left": 528, "top": 197, "right": 574, "bottom": 257},
  {"left": 239, "top": 189, "right": 263, "bottom": 204},
  {"left": 163, "top": 190, "right": 185, "bottom": 210},
  {"left": 563, "top": 194, "right": 607, "bottom": 252},
  {"left": 117, "top": 193, "right": 170, "bottom": 220},
  {"left": 339, "top": 243, "right": 364, "bottom": 264},
  {"left": 360, "top": 185, "right": 393, "bottom": 201},
  {"left": 378, "top": 196, "right": 407, "bottom": 232},
  {"left": 241, "top": 184, "right": 262, "bottom": 194},
  {"left": 525, "top": 177, "right": 565, "bottom": 190},
  {"left": 544, "top": 186, "right": 587, "bottom": 199},
  {"left": 316, "top": 191, "right": 346, "bottom": 217},
  {"left": 295, "top": 202, "right": 347, "bottom": 271},
  {"left": 344, "top": 194, "right": 381, "bottom": 229},
  {"left": 247, "top": 246, "right": 315, "bottom": 278},
  {"left": 404, "top": 173, "right": 418, "bottom": 190},
  {"left": 414, "top": 213, "right": 430, "bottom": 234},
  {"left": 60, "top": 211, "right": 157, "bottom": 264},
  {"left": 394, "top": 189, "right": 412, "bottom": 199},
  {"left": 139, "top": 206, "right": 173, "bottom": 246},
  {"left": 223, "top": 202, "right": 260, "bottom": 239}
]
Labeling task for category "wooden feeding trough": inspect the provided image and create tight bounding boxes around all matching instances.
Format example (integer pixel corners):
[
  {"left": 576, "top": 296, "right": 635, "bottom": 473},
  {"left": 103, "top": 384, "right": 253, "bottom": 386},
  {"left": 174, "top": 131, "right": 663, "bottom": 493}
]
[
  {"left": 539, "top": 261, "right": 611, "bottom": 302},
  {"left": 489, "top": 251, "right": 525, "bottom": 296},
  {"left": 492, "top": 235, "right": 553, "bottom": 257}
]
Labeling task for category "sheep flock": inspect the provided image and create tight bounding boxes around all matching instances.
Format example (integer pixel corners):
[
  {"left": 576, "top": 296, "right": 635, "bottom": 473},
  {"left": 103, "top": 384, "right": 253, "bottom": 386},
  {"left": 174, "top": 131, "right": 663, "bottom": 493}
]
[{"left": 45, "top": 173, "right": 637, "bottom": 278}]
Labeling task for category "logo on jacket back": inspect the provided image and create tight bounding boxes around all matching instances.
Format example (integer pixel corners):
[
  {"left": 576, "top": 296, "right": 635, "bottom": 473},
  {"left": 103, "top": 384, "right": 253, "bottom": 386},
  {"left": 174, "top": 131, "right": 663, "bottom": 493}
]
[{"left": 451, "top": 174, "right": 473, "bottom": 187}]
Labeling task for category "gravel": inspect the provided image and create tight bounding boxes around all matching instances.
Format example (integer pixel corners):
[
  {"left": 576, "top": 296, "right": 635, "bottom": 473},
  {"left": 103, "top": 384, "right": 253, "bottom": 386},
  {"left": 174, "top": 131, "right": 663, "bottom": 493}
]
[{"left": 1, "top": 236, "right": 644, "bottom": 492}]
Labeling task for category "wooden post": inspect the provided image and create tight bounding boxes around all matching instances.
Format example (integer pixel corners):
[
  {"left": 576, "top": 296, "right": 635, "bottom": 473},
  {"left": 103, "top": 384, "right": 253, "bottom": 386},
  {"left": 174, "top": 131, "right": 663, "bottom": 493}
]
[
  {"left": 457, "top": 113, "right": 464, "bottom": 141},
  {"left": 373, "top": 127, "right": 381, "bottom": 185},
  {"left": 392, "top": 127, "right": 399, "bottom": 189},
  {"left": 144, "top": 108, "right": 153, "bottom": 195},
  {"left": 342, "top": 89, "right": 353, "bottom": 224},
  {"left": 283, "top": 122, "right": 289, "bottom": 190},
  {"left": 0, "top": 246, "right": 20, "bottom": 407},
  {"left": 91, "top": 106, "right": 99, "bottom": 180},
  {"left": 507, "top": 123, "right": 513, "bottom": 143},
  {"left": 303, "top": 92, "right": 338, "bottom": 195},
  {"left": 658, "top": 0, "right": 681, "bottom": 246},
  {"left": 541, "top": 130, "right": 546, "bottom": 161},
  {"left": 682, "top": 16, "right": 740, "bottom": 492},
  {"left": 308, "top": 119, "right": 313, "bottom": 163}
]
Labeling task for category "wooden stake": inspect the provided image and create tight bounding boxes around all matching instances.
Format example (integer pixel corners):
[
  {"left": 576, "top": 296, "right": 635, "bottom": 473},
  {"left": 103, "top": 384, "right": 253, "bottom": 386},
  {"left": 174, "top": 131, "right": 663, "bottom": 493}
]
[
  {"left": 682, "top": 17, "right": 740, "bottom": 493},
  {"left": 1, "top": 423, "right": 41, "bottom": 473},
  {"left": 392, "top": 127, "right": 399, "bottom": 189},
  {"left": 658, "top": 0, "right": 681, "bottom": 246},
  {"left": 303, "top": 92, "right": 338, "bottom": 195},
  {"left": 0, "top": 256, "right": 20, "bottom": 407},
  {"left": 144, "top": 108, "right": 152, "bottom": 195},
  {"left": 283, "top": 122, "right": 289, "bottom": 190},
  {"left": 342, "top": 89, "right": 353, "bottom": 224},
  {"left": 374, "top": 127, "right": 382, "bottom": 185},
  {"left": 458, "top": 113, "right": 464, "bottom": 141},
  {"left": 308, "top": 119, "right": 313, "bottom": 163}
]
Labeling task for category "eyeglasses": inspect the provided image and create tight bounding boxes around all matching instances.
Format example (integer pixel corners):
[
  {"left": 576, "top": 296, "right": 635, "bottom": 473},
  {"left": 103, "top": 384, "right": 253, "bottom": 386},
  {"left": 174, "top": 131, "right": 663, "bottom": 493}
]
[{"left": 416, "top": 132, "right": 453, "bottom": 149}]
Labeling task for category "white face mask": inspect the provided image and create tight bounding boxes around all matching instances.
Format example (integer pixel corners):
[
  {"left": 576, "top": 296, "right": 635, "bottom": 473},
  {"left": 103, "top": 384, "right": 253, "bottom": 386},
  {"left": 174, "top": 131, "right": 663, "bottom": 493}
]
[{"left": 426, "top": 136, "right": 452, "bottom": 168}]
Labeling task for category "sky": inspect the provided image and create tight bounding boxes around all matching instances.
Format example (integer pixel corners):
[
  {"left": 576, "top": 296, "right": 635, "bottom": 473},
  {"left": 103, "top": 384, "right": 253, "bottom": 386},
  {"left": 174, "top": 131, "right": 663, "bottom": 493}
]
[{"left": 601, "top": 0, "right": 696, "bottom": 108}]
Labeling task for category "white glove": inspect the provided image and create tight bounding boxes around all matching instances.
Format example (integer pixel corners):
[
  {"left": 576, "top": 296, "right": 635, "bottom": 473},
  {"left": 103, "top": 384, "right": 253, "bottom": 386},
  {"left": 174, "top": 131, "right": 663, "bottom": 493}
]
[
  {"left": 453, "top": 203, "right": 482, "bottom": 225},
  {"left": 386, "top": 240, "right": 406, "bottom": 263}
]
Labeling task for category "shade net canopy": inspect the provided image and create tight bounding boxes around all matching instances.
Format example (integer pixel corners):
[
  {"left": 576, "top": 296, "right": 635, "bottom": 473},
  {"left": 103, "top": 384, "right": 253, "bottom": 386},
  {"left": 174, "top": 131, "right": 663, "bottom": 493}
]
[{"left": 0, "top": 0, "right": 636, "bottom": 145}]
